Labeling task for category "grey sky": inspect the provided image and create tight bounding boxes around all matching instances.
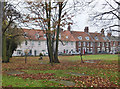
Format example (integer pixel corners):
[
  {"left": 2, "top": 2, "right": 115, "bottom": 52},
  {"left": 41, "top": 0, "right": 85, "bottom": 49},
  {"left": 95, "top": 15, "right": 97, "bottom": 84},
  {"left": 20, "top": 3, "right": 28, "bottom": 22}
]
[{"left": 9, "top": 0, "right": 119, "bottom": 36}]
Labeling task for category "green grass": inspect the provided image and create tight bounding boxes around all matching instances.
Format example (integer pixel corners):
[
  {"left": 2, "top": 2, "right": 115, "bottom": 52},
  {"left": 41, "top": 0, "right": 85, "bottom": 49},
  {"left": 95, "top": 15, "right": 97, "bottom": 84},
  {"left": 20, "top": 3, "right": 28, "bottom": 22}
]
[
  {"left": 67, "top": 54, "right": 118, "bottom": 61},
  {"left": 2, "top": 54, "right": 119, "bottom": 87},
  {"left": 2, "top": 75, "right": 60, "bottom": 87}
]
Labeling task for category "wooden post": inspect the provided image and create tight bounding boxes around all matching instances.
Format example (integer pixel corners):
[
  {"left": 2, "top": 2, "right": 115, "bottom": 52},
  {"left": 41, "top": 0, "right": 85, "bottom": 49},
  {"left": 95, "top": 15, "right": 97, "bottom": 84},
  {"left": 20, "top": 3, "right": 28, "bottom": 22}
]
[
  {"left": 25, "top": 53, "right": 27, "bottom": 64},
  {"left": 80, "top": 53, "right": 84, "bottom": 63}
]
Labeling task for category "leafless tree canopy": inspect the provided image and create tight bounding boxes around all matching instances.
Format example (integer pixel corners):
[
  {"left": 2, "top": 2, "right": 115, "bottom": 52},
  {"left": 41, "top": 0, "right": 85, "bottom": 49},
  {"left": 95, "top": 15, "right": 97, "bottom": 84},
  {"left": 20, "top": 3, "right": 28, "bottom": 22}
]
[{"left": 89, "top": 0, "right": 120, "bottom": 32}]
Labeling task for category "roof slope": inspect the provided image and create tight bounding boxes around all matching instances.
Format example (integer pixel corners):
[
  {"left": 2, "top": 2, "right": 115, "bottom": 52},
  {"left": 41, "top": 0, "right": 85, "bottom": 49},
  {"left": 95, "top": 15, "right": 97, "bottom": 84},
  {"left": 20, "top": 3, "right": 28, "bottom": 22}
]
[{"left": 71, "top": 31, "right": 93, "bottom": 42}]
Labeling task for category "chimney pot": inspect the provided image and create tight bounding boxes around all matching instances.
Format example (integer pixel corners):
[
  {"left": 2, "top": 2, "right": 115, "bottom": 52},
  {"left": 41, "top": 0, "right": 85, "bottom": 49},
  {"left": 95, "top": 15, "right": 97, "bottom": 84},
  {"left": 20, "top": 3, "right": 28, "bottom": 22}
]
[
  {"left": 84, "top": 27, "right": 89, "bottom": 33},
  {"left": 68, "top": 25, "right": 71, "bottom": 31},
  {"left": 101, "top": 29, "right": 104, "bottom": 34},
  {"left": 107, "top": 32, "right": 112, "bottom": 37}
]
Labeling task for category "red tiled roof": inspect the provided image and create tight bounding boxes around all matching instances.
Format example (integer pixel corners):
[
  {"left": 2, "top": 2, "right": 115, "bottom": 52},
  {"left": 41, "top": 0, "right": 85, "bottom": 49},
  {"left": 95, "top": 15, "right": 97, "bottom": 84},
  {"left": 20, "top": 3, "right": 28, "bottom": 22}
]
[
  {"left": 23, "top": 29, "right": 76, "bottom": 41},
  {"left": 60, "top": 30, "right": 76, "bottom": 41},
  {"left": 22, "top": 29, "right": 109, "bottom": 42},
  {"left": 23, "top": 29, "right": 46, "bottom": 41},
  {"left": 71, "top": 31, "right": 94, "bottom": 42},
  {"left": 89, "top": 32, "right": 109, "bottom": 42}
]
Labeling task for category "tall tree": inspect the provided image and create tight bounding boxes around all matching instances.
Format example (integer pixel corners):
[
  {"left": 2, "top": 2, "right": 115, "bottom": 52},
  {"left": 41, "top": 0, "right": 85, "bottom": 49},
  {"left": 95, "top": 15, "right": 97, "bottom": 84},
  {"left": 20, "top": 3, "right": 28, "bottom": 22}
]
[
  {"left": 2, "top": 2, "right": 23, "bottom": 63},
  {"left": 0, "top": 1, "right": 3, "bottom": 61},
  {"left": 24, "top": 0, "right": 87, "bottom": 65},
  {"left": 0, "top": 1, "right": 3, "bottom": 88}
]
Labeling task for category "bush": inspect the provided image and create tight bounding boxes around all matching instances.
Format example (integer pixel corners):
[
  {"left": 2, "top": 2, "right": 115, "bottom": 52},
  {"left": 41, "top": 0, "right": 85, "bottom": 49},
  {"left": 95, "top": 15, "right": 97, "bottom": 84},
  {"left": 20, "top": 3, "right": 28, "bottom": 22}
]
[{"left": 39, "top": 53, "right": 43, "bottom": 56}]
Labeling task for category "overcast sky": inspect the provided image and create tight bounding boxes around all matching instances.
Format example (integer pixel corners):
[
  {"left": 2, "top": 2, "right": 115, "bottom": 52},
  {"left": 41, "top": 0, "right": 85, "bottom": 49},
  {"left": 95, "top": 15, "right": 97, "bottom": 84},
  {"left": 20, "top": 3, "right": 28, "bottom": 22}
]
[{"left": 10, "top": 0, "right": 119, "bottom": 36}]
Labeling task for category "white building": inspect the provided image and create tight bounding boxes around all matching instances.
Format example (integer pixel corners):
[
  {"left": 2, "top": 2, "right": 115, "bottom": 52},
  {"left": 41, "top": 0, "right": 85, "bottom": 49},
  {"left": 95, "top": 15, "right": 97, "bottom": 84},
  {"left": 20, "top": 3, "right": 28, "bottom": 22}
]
[{"left": 12, "top": 29, "right": 76, "bottom": 56}]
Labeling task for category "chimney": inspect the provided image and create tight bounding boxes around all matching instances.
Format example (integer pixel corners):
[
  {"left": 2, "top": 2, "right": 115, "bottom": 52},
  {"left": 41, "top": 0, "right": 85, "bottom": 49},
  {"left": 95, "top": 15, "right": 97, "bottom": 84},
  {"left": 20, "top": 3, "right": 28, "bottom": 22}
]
[
  {"left": 84, "top": 27, "right": 89, "bottom": 33},
  {"left": 101, "top": 29, "right": 104, "bottom": 35},
  {"left": 107, "top": 32, "right": 112, "bottom": 37},
  {"left": 60, "top": 28, "right": 63, "bottom": 32},
  {"left": 68, "top": 25, "right": 71, "bottom": 31}
]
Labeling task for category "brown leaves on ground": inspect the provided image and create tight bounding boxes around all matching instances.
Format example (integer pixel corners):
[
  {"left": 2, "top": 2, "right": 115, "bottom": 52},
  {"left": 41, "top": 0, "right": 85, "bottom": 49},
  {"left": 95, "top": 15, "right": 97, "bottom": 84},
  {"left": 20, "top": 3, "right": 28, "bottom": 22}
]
[
  {"left": 12, "top": 73, "right": 55, "bottom": 80},
  {"left": 2, "top": 56, "right": 119, "bottom": 87}
]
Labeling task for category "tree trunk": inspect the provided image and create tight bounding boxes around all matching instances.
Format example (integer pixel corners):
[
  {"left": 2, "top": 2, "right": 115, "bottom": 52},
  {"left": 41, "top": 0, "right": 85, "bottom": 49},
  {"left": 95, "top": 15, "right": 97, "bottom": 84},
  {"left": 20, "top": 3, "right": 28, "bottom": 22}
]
[
  {"left": 0, "top": 1, "right": 3, "bottom": 64},
  {"left": 54, "top": 3, "right": 62, "bottom": 63},
  {"left": 2, "top": 34, "right": 8, "bottom": 63},
  {"left": 46, "top": 2, "right": 54, "bottom": 66}
]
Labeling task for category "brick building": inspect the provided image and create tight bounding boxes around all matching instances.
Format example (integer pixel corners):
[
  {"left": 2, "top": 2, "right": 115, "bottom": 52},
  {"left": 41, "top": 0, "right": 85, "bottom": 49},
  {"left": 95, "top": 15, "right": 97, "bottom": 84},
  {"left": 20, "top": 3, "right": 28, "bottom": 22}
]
[
  {"left": 107, "top": 32, "right": 120, "bottom": 53},
  {"left": 12, "top": 26, "right": 118, "bottom": 56},
  {"left": 71, "top": 27, "right": 110, "bottom": 54}
]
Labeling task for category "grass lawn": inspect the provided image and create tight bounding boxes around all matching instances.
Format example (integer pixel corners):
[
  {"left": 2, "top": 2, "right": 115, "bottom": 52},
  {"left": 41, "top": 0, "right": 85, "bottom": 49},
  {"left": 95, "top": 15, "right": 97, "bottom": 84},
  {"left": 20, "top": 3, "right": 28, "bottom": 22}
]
[{"left": 2, "top": 54, "right": 119, "bottom": 87}]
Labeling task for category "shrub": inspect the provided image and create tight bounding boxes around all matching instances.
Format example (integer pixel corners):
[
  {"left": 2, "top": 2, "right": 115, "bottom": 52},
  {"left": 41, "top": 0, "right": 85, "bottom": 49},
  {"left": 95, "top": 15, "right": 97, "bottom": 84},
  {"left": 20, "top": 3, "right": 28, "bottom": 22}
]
[
  {"left": 39, "top": 53, "right": 43, "bottom": 60},
  {"left": 39, "top": 53, "right": 43, "bottom": 56}
]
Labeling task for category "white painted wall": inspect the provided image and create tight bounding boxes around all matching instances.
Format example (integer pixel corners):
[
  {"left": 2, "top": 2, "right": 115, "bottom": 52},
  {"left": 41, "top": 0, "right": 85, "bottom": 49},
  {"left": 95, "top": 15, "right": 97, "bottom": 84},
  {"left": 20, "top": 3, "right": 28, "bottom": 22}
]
[
  {"left": 13, "top": 40, "right": 47, "bottom": 56},
  {"left": 12, "top": 40, "right": 76, "bottom": 56},
  {"left": 58, "top": 41, "right": 76, "bottom": 53}
]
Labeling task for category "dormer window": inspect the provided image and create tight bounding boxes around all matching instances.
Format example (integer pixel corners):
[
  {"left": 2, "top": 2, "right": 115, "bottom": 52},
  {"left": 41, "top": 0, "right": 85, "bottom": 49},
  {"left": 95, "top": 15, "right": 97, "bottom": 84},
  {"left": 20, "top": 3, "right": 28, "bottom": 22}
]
[
  {"left": 85, "top": 36, "right": 89, "bottom": 40},
  {"left": 66, "top": 36, "right": 68, "bottom": 39},
  {"left": 35, "top": 33, "right": 39, "bottom": 38},
  {"left": 78, "top": 36, "right": 82, "bottom": 40},
  {"left": 44, "top": 34, "right": 46, "bottom": 38},
  {"left": 95, "top": 36, "right": 98, "bottom": 40},
  {"left": 24, "top": 32, "right": 28, "bottom": 37},
  {"left": 102, "top": 37, "right": 106, "bottom": 41}
]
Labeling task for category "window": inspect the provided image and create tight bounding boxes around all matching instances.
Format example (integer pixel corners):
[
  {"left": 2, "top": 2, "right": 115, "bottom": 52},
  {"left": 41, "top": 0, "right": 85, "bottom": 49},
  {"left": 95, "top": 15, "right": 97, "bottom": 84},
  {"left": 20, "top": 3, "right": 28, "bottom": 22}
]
[
  {"left": 102, "top": 42, "right": 104, "bottom": 46},
  {"left": 78, "top": 36, "right": 82, "bottom": 40},
  {"left": 38, "top": 41, "right": 41, "bottom": 45},
  {"left": 17, "top": 50, "right": 22, "bottom": 55},
  {"left": 78, "top": 48, "right": 81, "bottom": 53},
  {"left": 71, "top": 42, "right": 73, "bottom": 45},
  {"left": 78, "top": 42, "right": 81, "bottom": 47},
  {"left": 29, "top": 50, "right": 32, "bottom": 55},
  {"left": 32, "top": 41, "right": 34, "bottom": 45},
  {"left": 95, "top": 36, "right": 98, "bottom": 40},
  {"left": 87, "top": 42, "right": 89, "bottom": 47},
  {"left": 97, "top": 48, "right": 100, "bottom": 53},
  {"left": 90, "top": 48, "right": 93, "bottom": 52},
  {"left": 97, "top": 42, "right": 100, "bottom": 47},
  {"left": 106, "top": 48, "right": 109, "bottom": 53},
  {"left": 102, "top": 47, "right": 105, "bottom": 51},
  {"left": 83, "top": 42, "right": 86, "bottom": 46},
  {"left": 90, "top": 42, "right": 93, "bottom": 47},
  {"left": 25, "top": 41, "right": 28, "bottom": 45},
  {"left": 35, "top": 33, "right": 39, "bottom": 38},
  {"left": 113, "top": 42, "right": 115, "bottom": 46},
  {"left": 106, "top": 42, "right": 109, "bottom": 47},
  {"left": 87, "top": 48, "right": 89, "bottom": 52},
  {"left": 66, "top": 36, "right": 68, "bottom": 39},
  {"left": 66, "top": 50, "right": 68, "bottom": 53},
  {"left": 85, "top": 37, "right": 89, "bottom": 40},
  {"left": 44, "top": 34, "right": 46, "bottom": 38}
]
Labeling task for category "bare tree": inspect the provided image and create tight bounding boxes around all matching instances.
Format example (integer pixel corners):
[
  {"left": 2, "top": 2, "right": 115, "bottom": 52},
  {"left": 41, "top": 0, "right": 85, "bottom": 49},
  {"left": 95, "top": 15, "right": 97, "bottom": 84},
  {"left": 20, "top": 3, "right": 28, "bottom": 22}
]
[
  {"left": 23, "top": 0, "right": 89, "bottom": 65},
  {"left": 89, "top": 0, "right": 120, "bottom": 32}
]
